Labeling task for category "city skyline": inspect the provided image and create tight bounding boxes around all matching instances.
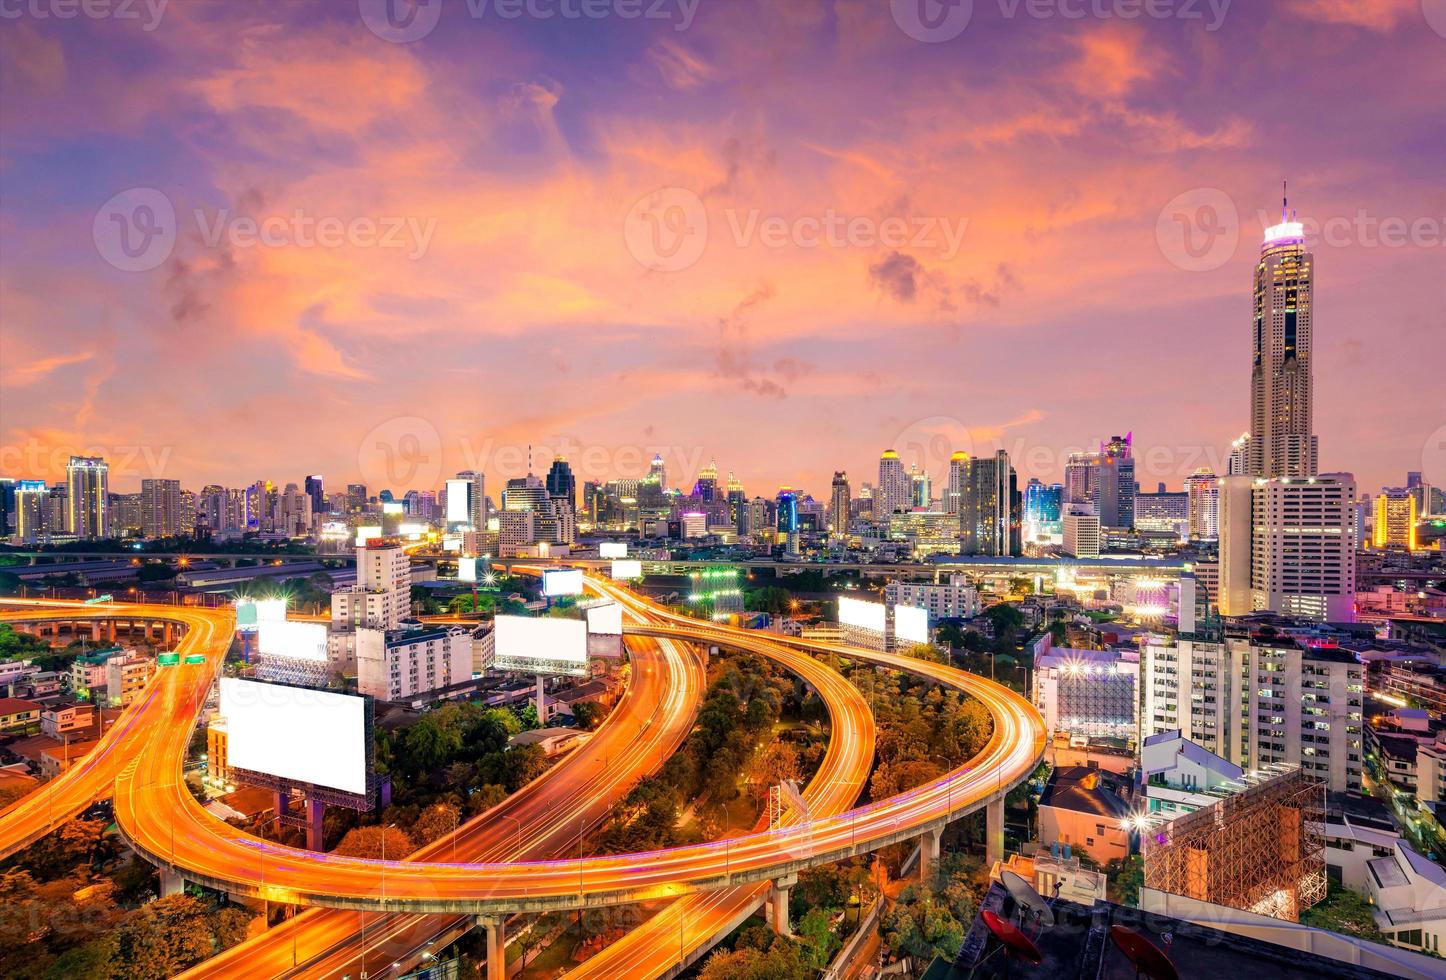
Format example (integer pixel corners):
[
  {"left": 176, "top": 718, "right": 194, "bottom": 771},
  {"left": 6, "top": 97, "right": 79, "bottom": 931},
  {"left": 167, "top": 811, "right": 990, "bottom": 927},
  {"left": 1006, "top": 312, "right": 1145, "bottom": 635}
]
[{"left": 2, "top": 3, "right": 1443, "bottom": 496}]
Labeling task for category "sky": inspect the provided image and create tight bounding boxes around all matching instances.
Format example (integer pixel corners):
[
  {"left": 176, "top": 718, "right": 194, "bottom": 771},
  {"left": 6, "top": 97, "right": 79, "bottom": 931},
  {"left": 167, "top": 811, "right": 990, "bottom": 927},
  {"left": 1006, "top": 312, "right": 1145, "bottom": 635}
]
[{"left": 1, "top": 0, "right": 1443, "bottom": 501}]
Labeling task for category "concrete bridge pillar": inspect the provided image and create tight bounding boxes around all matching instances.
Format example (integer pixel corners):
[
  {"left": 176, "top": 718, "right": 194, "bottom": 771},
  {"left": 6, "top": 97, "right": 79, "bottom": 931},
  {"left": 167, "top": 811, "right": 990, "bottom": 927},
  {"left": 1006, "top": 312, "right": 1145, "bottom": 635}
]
[
  {"left": 768, "top": 874, "right": 797, "bottom": 936},
  {"left": 920, "top": 822, "right": 943, "bottom": 882},
  {"left": 305, "top": 797, "right": 325, "bottom": 851},
  {"left": 90, "top": 622, "right": 102, "bottom": 643},
  {"left": 986, "top": 793, "right": 1005, "bottom": 866},
  {"left": 476, "top": 915, "right": 506, "bottom": 980},
  {"left": 160, "top": 867, "right": 186, "bottom": 899}
]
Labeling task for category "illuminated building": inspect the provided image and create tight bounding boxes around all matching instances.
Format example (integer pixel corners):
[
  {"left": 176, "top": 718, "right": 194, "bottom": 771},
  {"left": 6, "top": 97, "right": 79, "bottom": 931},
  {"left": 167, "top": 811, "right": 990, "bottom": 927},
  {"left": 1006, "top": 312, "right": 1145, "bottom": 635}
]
[
  {"left": 945, "top": 450, "right": 969, "bottom": 515},
  {"left": 1227, "top": 432, "right": 1251, "bottom": 475},
  {"left": 960, "top": 449, "right": 1020, "bottom": 556},
  {"left": 1218, "top": 474, "right": 1357, "bottom": 622},
  {"left": 886, "top": 575, "right": 980, "bottom": 620},
  {"left": 726, "top": 472, "right": 746, "bottom": 531},
  {"left": 331, "top": 539, "right": 410, "bottom": 632},
  {"left": 876, "top": 449, "right": 909, "bottom": 517},
  {"left": 681, "top": 511, "right": 707, "bottom": 539},
  {"left": 140, "top": 478, "right": 184, "bottom": 539},
  {"left": 1373, "top": 488, "right": 1418, "bottom": 550},
  {"left": 1062, "top": 504, "right": 1101, "bottom": 558},
  {"left": 1248, "top": 190, "right": 1318, "bottom": 478},
  {"left": 688, "top": 567, "right": 743, "bottom": 620},
  {"left": 908, "top": 461, "right": 931, "bottom": 509},
  {"left": 775, "top": 488, "right": 799, "bottom": 555},
  {"left": 1141, "top": 623, "right": 1363, "bottom": 793},
  {"left": 65, "top": 455, "right": 108, "bottom": 540},
  {"left": 1023, "top": 478, "right": 1063, "bottom": 542},
  {"left": 829, "top": 471, "right": 850, "bottom": 535},
  {"left": 14, "top": 480, "right": 46, "bottom": 543},
  {"left": 453, "top": 470, "right": 487, "bottom": 529},
  {"left": 648, "top": 453, "right": 666, "bottom": 490},
  {"left": 693, "top": 457, "right": 719, "bottom": 502},
  {"left": 1032, "top": 647, "right": 1138, "bottom": 742},
  {"left": 1186, "top": 469, "right": 1220, "bottom": 540},
  {"left": 305, "top": 474, "right": 325, "bottom": 515},
  {"left": 1064, "top": 434, "right": 1135, "bottom": 530},
  {"left": 1135, "top": 486, "right": 1189, "bottom": 541},
  {"left": 355, "top": 624, "right": 472, "bottom": 702}
]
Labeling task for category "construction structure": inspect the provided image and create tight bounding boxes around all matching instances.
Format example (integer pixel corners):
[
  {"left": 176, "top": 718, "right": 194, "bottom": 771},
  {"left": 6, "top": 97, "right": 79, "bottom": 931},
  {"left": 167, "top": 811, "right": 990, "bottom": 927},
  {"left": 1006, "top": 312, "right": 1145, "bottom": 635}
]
[{"left": 1142, "top": 764, "right": 1326, "bottom": 922}]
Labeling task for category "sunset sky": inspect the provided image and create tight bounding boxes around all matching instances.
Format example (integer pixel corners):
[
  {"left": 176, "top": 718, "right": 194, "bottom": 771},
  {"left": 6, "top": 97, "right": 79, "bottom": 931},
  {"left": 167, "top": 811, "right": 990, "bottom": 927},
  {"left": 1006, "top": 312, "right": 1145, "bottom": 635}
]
[{"left": 2, "top": 0, "right": 1442, "bottom": 499}]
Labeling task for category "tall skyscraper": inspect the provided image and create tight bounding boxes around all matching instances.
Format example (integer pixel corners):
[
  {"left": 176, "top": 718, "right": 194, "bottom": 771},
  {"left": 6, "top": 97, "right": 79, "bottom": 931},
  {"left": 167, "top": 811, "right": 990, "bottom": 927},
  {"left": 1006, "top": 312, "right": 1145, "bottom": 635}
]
[
  {"left": 1248, "top": 190, "right": 1318, "bottom": 478},
  {"left": 648, "top": 453, "right": 666, "bottom": 491},
  {"left": 908, "top": 461, "right": 931, "bottom": 509},
  {"left": 830, "top": 471, "right": 851, "bottom": 534},
  {"left": 877, "top": 450, "right": 909, "bottom": 517},
  {"left": 960, "top": 450, "right": 1019, "bottom": 556},
  {"left": 305, "top": 475, "right": 325, "bottom": 515},
  {"left": 346, "top": 483, "right": 368, "bottom": 514},
  {"left": 1185, "top": 469, "right": 1220, "bottom": 540},
  {"left": 945, "top": 451, "right": 969, "bottom": 515},
  {"left": 775, "top": 487, "right": 799, "bottom": 555},
  {"left": 140, "top": 478, "right": 183, "bottom": 539},
  {"left": 15, "top": 480, "right": 46, "bottom": 543},
  {"left": 65, "top": 456, "right": 108, "bottom": 540},
  {"left": 694, "top": 458, "right": 719, "bottom": 502},
  {"left": 1064, "top": 435, "right": 1136, "bottom": 530},
  {"left": 726, "top": 472, "right": 746, "bottom": 531},
  {"left": 1022, "top": 478, "right": 1063, "bottom": 541},
  {"left": 545, "top": 456, "right": 576, "bottom": 511}
]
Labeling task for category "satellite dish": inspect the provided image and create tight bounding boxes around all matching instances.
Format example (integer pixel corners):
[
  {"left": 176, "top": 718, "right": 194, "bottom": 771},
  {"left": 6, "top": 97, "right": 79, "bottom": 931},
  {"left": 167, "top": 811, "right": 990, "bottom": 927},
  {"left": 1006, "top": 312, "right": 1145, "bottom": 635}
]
[
  {"left": 982, "top": 909, "right": 1043, "bottom": 971},
  {"left": 1001, "top": 869, "right": 1056, "bottom": 927},
  {"left": 1109, "top": 925, "right": 1180, "bottom": 980}
]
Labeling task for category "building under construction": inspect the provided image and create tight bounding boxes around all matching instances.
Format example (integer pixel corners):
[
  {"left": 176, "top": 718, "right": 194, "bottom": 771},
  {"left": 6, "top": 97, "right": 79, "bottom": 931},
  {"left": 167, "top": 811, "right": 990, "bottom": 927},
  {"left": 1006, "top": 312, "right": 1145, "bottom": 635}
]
[{"left": 1142, "top": 765, "right": 1326, "bottom": 921}]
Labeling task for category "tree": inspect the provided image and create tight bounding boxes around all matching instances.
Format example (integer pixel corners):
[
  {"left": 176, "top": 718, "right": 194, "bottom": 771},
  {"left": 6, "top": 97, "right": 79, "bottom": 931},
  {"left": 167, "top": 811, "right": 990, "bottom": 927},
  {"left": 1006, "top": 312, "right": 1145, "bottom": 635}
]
[
  {"left": 796, "top": 907, "right": 841, "bottom": 970},
  {"left": 412, "top": 802, "right": 462, "bottom": 847},
  {"left": 571, "top": 700, "right": 604, "bottom": 730},
  {"left": 1301, "top": 881, "right": 1388, "bottom": 942},
  {"left": 332, "top": 824, "right": 416, "bottom": 860},
  {"left": 111, "top": 895, "right": 216, "bottom": 979},
  {"left": 1106, "top": 855, "right": 1144, "bottom": 907}
]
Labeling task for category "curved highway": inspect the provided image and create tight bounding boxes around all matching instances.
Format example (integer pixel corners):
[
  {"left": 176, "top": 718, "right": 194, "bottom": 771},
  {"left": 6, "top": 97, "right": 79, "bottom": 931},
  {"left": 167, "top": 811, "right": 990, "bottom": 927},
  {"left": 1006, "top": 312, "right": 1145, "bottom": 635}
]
[{"left": 109, "top": 597, "right": 1044, "bottom": 914}]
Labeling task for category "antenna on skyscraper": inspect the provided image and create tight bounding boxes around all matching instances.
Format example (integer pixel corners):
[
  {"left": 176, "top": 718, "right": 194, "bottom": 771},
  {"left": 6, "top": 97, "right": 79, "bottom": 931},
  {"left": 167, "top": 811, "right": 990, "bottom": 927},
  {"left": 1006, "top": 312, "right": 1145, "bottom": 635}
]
[{"left": 528, "top": 444, "right": 533, "bottom": 475}]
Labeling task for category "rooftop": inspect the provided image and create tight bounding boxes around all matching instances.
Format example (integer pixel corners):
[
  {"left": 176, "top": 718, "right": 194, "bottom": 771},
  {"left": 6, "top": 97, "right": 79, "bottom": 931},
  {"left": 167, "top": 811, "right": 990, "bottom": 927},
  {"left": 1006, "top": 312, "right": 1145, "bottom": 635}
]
[{"left": 1039, "top": 765, "right": 1132, "bottom": 820}]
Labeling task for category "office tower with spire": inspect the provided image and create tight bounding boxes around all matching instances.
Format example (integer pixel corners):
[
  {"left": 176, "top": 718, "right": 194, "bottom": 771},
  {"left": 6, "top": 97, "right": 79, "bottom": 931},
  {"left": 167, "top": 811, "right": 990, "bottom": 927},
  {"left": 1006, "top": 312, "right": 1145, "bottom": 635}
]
[
  {"left": 648, "top": 453, "right": 666, "bottom": 491},
  {"left": 1064, "top": 434, "right": 1136, "bottom": 530},
  {"left": 830, "top": 471, "right": 851, "bottom": 535},
  {"left": 65, "top": 455, "right": 108, "bottom": 540},
  {"left": 1248, "top": 186, "right": 1318, "bottom": 478},
  {"left": 877, "top": 450, "right": 909, "bottom": 517}
]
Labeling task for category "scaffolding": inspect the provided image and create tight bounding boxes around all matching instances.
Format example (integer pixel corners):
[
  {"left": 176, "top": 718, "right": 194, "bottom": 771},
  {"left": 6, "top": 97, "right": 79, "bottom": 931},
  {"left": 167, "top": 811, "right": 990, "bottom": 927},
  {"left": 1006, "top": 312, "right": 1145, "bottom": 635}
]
[{"left": 1142, "top": 765, "right": 1326, "bottom": 922}]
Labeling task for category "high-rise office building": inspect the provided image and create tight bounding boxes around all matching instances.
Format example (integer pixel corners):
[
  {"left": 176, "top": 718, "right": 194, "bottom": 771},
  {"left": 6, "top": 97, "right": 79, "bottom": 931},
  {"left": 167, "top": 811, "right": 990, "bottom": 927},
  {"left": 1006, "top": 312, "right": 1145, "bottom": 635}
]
[
  {"left": 1022, "top": 479, "right": 1064, "bottom": 542},
  {"left": 1061, "top": 504, "right": 1101, "bottom": 558},
  {"left": 648, "top": 453, "right": 666, "bottom": 491},
  {"left": 1135, "top": 489, "right": 1190, "bottom": 540},
  {"left": 830, "top": 471, "right": 851, "bottom": 534},
  {"left": 694, "top": 458, "right": 719, "bottom": 502},
  {"left": 65, "top": 456, "right": 108, "bottom": 540},
  {"left": 726, "top": 472, "right": 747, "bottom": 531},
  {"left": 1373, "top": 488, "right": 1418, "bottom": 551},
  {"left": 0, "top": 479, "right": 14, "bottom": 535},
  {"left": 545, "top": 456, "right": 576, "bottom": 511},
  {"left": 960, "top": 450, "right": 1019, "bottom": 556},
  {"left": 346, "top": 483, "right": 368, "bottom": 514},
  {"left": 1064, "top": 435, "right": 1135, "bottom": 530},
  {"left": 945, "top": 451, "right": 969, "bottom": 515},
  {"left": 305, "top": 475, "right": 325, "bottom": 515},
  {"left": 1185, "top": 469, "right": 1220, "bottom": 540},
  {"left": 140, "top": 478, "right": 183, "bottom": 539},
  {"left": 277, "top": 483, "right": 313, "bottom": 537},
  {"left": 1248, "top": 192, "right": 1318, "bottom": 478},
  {"left": 331, "top": 539, "right": 411, "bottom": 632},
  {"left": 15, "top": 480, "right": 46, "bottom": 543},
  {"left": 877, "top": 450, "right": 910, "bottom": 517},
  {"left": 908, "top": 462, "right": 931, "bottom": 510},
  {"left": 1218, "top": 473, "right": 1357, "bottom": 622},
  {"left": 776, "top": 487, "right": 799, "bottom": 554}
]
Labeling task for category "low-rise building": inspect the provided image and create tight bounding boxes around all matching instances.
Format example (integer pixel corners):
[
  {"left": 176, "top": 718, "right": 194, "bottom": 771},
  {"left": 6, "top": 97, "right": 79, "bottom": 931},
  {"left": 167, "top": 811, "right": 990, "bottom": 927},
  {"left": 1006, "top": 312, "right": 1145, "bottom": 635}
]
[
  {"left": 1037, "top": 764, "right": 1132, "bottom": 864},
  {"left": 0, "top": 697, "right": 41, "bottom": 733},
  {"left": 41, "top": 700, "right": 94, "bottom": 738},
  {"left": 884, "top": 574, "right": 982, "bottom": 621},
  {"left": 1138, "top": 729, "right": 1244, "bottom": 821},
  {"left": 1366, "top": 839, "right": 1446, "bottom": 956}
]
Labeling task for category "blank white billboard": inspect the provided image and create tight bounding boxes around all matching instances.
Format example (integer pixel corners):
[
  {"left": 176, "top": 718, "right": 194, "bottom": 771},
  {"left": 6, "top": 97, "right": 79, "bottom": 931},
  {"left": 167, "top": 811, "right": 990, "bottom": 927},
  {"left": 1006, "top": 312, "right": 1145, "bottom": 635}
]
[
  {"left": 355, "top": 525, "right": 383, "bottom": 546},
  {"left": 458, "top": 556, "right": 478, "bottom": 582},
  {"left": 257, "top": 620, "right": 328, "bottom": 663},
  {"left": 493, "top": 615, "right": 588, "bottom": 676},
  {"left": 895, "top": 604, "right": 930, "bottom": 645},
  {"left": 838, "top": 596, "right": 886, "bottom": 633},
  {"left": 235, "top": 597, "right": 287, "bottom": 634},
  {"left": 599, "top": 542, "right": 628, "bottom": 559},
  {"left": 219, "top": 678, "right": 367, "bottom": 795},
  {"left": 584, "top": 602, "right": 623, "bottom": 636},
  {"left": 543, "top": 568, "right": 584, "bottom": 597},
  {"left": 611, "top": 559, "right": 643, "bottom": 580},
  {"left": 446, "top": 478, "right": 471, "bottom": 525}
]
